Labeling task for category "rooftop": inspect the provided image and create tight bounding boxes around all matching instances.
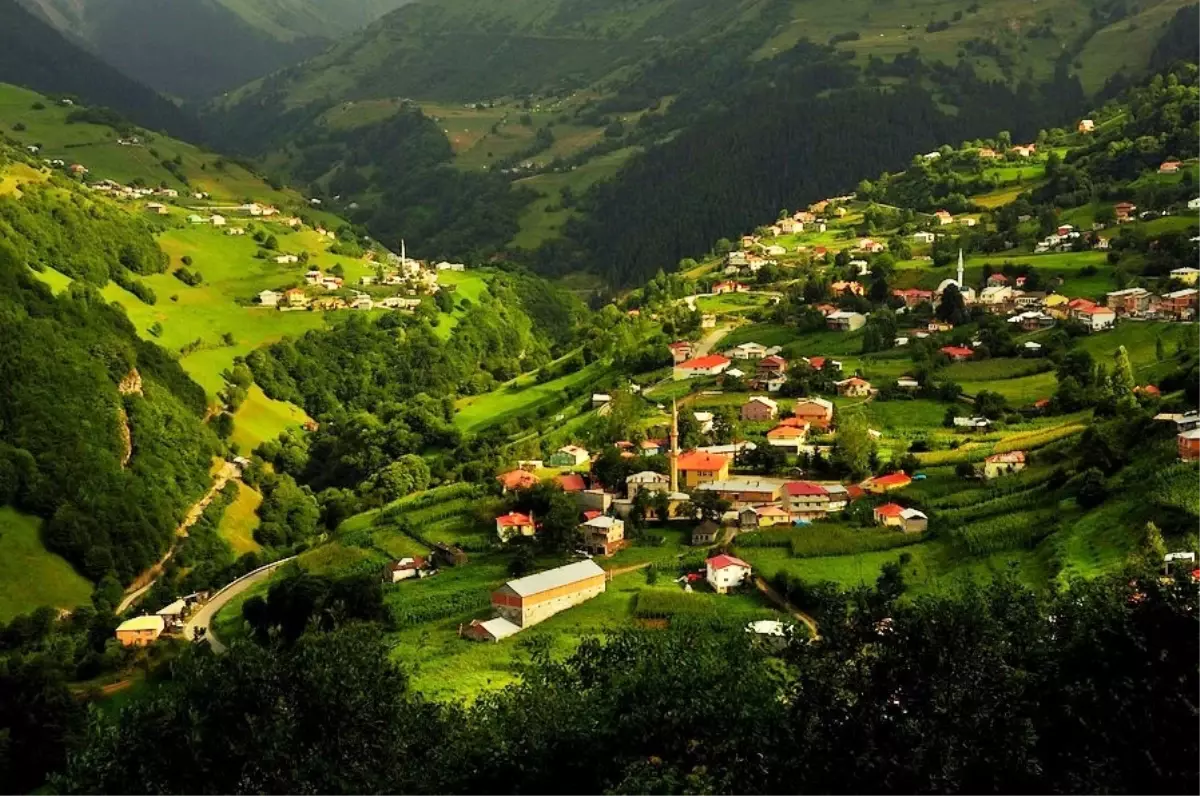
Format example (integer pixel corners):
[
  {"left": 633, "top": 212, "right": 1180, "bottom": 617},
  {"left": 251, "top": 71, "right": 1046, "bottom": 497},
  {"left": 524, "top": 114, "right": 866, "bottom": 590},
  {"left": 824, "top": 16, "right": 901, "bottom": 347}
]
[{"left": 502, "top": 560, "right": 606, "bottom": 597}]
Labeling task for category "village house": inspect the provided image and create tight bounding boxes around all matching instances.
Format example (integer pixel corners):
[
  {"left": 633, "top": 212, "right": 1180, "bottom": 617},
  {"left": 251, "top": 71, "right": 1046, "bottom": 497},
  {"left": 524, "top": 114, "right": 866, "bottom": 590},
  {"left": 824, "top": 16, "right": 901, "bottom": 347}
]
[
  {"left": 154, "top": 599, "right": 189, "bottom": 631},
  {"left": 982, "top": 451, "right": 1026, "bottom": 479},
  {"left": 893, "top": 288, "right": 934, "bottom": 308},
  {"left": 826, "top": 311, "right": 866, "bottom": 332},
  {"left": 676, "top": 450, "right": 732, "bottom": 488},
  {"left": 498, "top": 469, "right": 539, "bottom": 492},
  {"left": 491, "top": 560, "right": 606, "bottom": 628},
  {"left": 741, "top": 395, "right": 779, "bottom": 422},
  {"left": 257, "top": 289, "right": 281, "bottom": 307},
  {"left": 1114, "top": 201, "right": 1137, "bottom": 222},
  {"left": 978, "top": 285, "right": 1013, "bottom": 308},
  {"left": 275, "top": 254, "right": 300, "bottom": 264},
  {"left": 1159, "top": 288, "right": 1198, "bottom": 319},
  {"left": 495, "top": 512, "right": 536, "bottom": 542},
  {"left": 668, "top": 341, "right": 695, "bottom": 364},
  {"left": 693, "top": 411, "right": 715, "bottom": 434},
  {"left": 834, "top": 377, "right": 872, "bottom": 397},
  {"left": 953, "top": 416, "right": 991, "bottom": 430},
  {"left": 580, "top": 515, "right": 625, "bottom": 556},
  {"left": 792, "top": 397, "right": 834, "bottom": 427},
  {"left": 115, "top": 615, "right": 164, "bottom": 647},
  {"left": 832, "top": 280, "right": 865, "bottom": 296},
  {"left": 210, "top": 214, "right": 226, "bottom": 227},
  {"left": 350, "top": 295, "right": 373, "bottom": 311},
  {"left": 934, "top": 209, "right": 953, "bottom": 225},
  {"left": 766, "top": 424, "right": 808, "bottom": 452},
  {"left": 940, "top": 345, "right": 974, "bottom": 362},
  {"left": 712, "top": 280, "right": 749, "bottom": 295},
  {"left": 548, "top": 445, "right": 590, "bottom": 467},
  {"left": 912, "top": 230, "right": 936, "bottom": 244},
  {"left": 783, "top": 481, "right": 829, "bottom": 518},
  {"left": 1159, "top": 159, "right": 1181, "bottom": 174},
  {"left": 304, "top": 270, "right": 322, "bottom": 285},
  {"left": 673, "top": 354, "right": 732, "bottom": 381},
  {"left": 1009, "top": 311, "right": 1056, "bottom": 332},
  {"left": 740, "top": 505, "right": 790, "bottom": 529},
  {"left": 384, "top": 557, "right": 427, "bottom": 583},
  {"left": 707, "top": 554, "right": 752, "bottom": 594},
  {"left": 692, "top": 519, "right": 720, "bottom": 546},
  {"left": 1169, "top": 267, "right": 1199, "bottom": 285},
  {"left": 875, "top": 504, "right": 927, "bottom": 532},
  {"left": 727, "top": 342, "right": 769, "bottom": 359},
  {"left": 555, "top": 473, "right": 586, "bottom": 493},
  {"left": 284, "top": 288, "right": 309, "bottom": 308},
  {"left": 226, "top": 227, "right": 245, "bottom": 236},
  {"left": 1178, "top": 428, "right": 1200, "bottom": 462},
  {"left": 1073, "top": 304, "right": 1116, "bottom": 331},
  {"left": 862, "top": 472, "right": 912, "bottom": 494},
  {"left": 1105, "top": 287, "right": 1152, "bottom": 315},
  {"left": 803, "top": 356, "right": 841, "bottom": 372},
  {"left": 896, "top": 377, "right": 920, "bottom": 390},
  {"left": 626, "top": 470, "right": 669, "bottom": 499},
  {"left": 1078, "top": 119, "right": 1095, "bottom": 133},
  {"left": 696, "top": 478, "right": 781, "bottom": 507}
]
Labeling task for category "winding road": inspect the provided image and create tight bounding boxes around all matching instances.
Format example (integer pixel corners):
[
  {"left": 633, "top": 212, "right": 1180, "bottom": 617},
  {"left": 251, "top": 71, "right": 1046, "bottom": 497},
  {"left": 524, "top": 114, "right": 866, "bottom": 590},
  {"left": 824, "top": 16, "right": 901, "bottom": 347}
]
[{"left": 183, "top": 555, "right": 297, "bottom": 653}]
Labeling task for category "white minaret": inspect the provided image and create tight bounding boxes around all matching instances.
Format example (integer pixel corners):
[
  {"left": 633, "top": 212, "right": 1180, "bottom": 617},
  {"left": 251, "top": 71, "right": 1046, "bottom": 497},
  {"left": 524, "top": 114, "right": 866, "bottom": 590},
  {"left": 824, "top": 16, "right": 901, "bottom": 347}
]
[
  {"left": 400, "top": 239, "right": 406, "bottom": 267},
  {"left": 957, "top": 248, "right": 964, "bottom": 286},
  {"left": 670, "top": 399, "right": 680, "bottom": 495}
]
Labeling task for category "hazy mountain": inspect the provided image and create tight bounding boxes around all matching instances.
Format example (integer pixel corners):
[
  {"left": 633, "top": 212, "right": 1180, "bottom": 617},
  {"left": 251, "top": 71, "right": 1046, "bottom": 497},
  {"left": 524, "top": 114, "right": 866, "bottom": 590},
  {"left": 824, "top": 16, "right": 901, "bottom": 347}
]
[{"left": 0, "top": 0, "right": 201, "bottom": 138}]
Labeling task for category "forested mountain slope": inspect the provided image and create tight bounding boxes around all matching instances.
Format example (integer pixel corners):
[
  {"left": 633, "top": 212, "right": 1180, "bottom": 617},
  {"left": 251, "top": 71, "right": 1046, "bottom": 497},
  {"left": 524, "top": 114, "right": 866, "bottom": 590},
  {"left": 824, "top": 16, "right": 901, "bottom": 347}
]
[
  {"left": 16, "top": 0, "right": 414, "bottom": 100},
  {"left": 0, "top": 146, "right": 217, "bottom": 586},
  {"left": 0, "top": 0, "right": 201, "bottom": 139},
  {"left": 204, "top": 0, "right": 1199, "bottom": 286}
]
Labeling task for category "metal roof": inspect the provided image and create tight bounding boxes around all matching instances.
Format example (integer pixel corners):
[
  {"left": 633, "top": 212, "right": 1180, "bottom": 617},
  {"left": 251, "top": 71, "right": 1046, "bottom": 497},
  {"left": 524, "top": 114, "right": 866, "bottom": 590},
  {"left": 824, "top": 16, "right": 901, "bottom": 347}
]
[{"left": 502, "top": 560, "right": 605, "bottom": 597}]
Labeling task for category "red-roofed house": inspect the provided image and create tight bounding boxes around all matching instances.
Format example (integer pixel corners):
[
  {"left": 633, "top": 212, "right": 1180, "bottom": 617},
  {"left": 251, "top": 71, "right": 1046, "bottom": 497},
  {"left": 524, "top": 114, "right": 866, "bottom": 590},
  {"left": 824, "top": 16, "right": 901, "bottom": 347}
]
[
  {"left": 757, "top": 355, "right": 788, "bottom": 377},
  {"left": 940, "top": 345, "right": 975, "bottom": 362},
  {"left": 498, "top": 469, "right": 539, "bottom": 492},
  {"left": 1073, "top": 304, "right": 1115, "bottom": 331},
  {"left": 706, "top": 554, "right": 752, "bottom": 594},
  {"left": 1135, "top": 385, "right": 1161, "bottom": 398},
  {"left": 987, "top": 273, "right": 1008, "bottom": 285},
  {"left": 676, "top": 450, "right": 731, "bottom": 487},
  {"left": 792, "top": 397, "right": 835, "bottom": 425},
  {"left": 783, "top": 481, "right": 830, "bottom": 517},
  {"left": 863, "top": 472, "right": 912, "bottom": 494},
  {"left": 1159, "top": 160, "right": 1181, "bottom": 174},
  {"left": 1114, "top": 202, "right": 1136, "bottom": 222},
  {"left": 712, "top": 280, "right": 749, "bottom": 295},
  {"left": 893, "top": 288, "right": 934, "bottom": 308},
  {"left": 934, "top": 210, "right": 953, "bottom": 225},
  {"left": 668, "top": 341, "right": 694, "bottom": 364},
  {"left": 835, "top": 377, "right": 873, "bottom": 397},
  {"left": 496, "top": 512, "right": 535, "bottom": 542},
  {"left": 673, "top": 354, "right": 732, "bottom": 381},
  {"left": 983, "top": 451, "right": 1026, "bottom": 479},
  {"left": 555, "top": 473, "right": 587, "bottom": 492}
]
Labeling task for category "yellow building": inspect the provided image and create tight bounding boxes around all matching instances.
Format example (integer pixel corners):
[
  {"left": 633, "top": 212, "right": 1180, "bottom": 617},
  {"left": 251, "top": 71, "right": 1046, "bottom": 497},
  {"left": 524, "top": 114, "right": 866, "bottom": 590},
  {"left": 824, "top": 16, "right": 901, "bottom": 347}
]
[
  {"left": 675, "top": 450, "right": 731, "bottom": 488},
  {"left": 115, "top": 615, "right": 165, "bottom": 647}
]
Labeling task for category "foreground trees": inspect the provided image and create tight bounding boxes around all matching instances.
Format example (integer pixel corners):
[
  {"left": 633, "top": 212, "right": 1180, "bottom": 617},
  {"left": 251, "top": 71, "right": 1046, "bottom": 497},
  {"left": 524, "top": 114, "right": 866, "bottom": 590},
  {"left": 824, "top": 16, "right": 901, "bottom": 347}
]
[{"left": 58, "top": 567, "right": 1198, "bottom": 794}]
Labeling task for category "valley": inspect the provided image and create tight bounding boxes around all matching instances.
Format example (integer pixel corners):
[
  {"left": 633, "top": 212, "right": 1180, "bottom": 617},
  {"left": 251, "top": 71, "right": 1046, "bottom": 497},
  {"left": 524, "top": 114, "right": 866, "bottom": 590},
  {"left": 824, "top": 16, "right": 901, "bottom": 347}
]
[{"left": 0, "top": 5, "right": 1195, "bottom": 793}]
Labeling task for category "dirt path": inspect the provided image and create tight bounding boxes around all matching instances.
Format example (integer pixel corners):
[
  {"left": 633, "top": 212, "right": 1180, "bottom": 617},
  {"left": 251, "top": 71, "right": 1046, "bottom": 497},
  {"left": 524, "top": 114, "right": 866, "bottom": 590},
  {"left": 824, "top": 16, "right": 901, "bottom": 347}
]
[
  {"left": 754, "top": 575, "right": 819, "bottom": 638},
  {"left": 693, "top": 323, "right": 735, "bottom": 357},
  {"left": 117, "top": 461, "right": 240, "bottom": 614}
]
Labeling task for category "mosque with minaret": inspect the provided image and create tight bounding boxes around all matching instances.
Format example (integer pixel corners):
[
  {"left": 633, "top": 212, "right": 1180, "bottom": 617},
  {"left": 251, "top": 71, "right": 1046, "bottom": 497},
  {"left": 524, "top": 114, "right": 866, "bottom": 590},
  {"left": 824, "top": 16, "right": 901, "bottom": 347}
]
[{"left": 935, "top": 249, "right": 976, "bottom": 304}]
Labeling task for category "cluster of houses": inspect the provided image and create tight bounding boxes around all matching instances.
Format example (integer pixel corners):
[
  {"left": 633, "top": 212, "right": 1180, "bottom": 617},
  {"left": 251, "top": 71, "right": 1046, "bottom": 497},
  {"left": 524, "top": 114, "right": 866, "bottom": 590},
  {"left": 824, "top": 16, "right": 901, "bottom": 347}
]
[
  {"left": 257, "top": 285, "right": 424, "bottom": 313},
  {"left": 114, "top": 592, "right": 207, "bottom": 647},
  {"left": 1155, "top": 410, "right": 1200, "bottom": 461}
]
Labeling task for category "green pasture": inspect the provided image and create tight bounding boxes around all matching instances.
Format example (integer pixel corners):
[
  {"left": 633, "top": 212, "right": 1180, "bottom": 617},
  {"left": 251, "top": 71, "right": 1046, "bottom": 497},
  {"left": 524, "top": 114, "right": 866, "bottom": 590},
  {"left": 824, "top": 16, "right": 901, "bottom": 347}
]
[{"left": 0, "top": 506, "right": 92, "bottom": 621}]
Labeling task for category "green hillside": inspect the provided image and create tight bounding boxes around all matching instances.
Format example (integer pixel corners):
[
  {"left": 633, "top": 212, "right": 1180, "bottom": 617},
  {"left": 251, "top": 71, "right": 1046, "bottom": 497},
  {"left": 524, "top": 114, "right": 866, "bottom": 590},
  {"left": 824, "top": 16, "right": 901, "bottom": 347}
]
[
  {"left": 0, "top": 506, "right": 92, "bottom": 621},
  {"left": 205, "top": 0, "right": 1198, "bottom": 282}
]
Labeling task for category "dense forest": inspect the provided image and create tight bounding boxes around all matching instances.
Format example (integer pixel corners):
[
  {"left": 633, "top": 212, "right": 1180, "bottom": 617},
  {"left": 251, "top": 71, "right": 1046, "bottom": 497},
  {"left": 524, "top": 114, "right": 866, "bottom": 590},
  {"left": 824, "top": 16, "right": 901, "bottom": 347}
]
[
  {"left": 0, "top": 0, "right": 201, "bottom": 139},
  {"left": 50, "top": 562, "right": 1198, "bottom": 794},
  {"left": 0, "top": 155, "right": 216, "bottom": 585}
]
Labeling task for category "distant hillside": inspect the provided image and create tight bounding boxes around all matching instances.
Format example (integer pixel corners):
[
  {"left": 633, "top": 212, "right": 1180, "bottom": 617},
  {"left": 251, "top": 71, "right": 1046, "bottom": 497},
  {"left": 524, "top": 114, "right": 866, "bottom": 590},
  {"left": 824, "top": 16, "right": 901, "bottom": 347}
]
[
  {"left": 205, "top": 0, "right": 1199, "bottom": 283},
  {"left": 16, "top": 0, "right": 414, "bottom": 100},
  {"left": 0, "top": 0, "right": 200, "bottom": 139}
]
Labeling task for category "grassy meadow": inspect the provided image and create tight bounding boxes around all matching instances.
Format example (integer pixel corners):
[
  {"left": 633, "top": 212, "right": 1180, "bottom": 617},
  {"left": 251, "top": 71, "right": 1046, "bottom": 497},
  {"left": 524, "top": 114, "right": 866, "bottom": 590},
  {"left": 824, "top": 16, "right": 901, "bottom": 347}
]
[{"left": 0, "top": 506, "right": 92, "bottom": 621}]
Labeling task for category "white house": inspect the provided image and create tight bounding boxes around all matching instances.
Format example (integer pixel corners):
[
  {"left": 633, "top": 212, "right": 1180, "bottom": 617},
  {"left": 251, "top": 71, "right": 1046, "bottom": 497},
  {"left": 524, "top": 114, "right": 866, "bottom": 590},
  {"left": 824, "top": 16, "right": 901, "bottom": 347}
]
[
  {"left": 275, "top": 254, "right": 299, "bottom": 264},
  {"left": 257, "top": 290, "right": 281, "bottom": 307},
  {"left": 706, "top": 554, "right": 752, "bottom": 594},
  {"left": 727, "top": 342, "right": 768, "bottom": 360},
  {"left": 913, "top": 231, "right": 936, "bottom": 243}
]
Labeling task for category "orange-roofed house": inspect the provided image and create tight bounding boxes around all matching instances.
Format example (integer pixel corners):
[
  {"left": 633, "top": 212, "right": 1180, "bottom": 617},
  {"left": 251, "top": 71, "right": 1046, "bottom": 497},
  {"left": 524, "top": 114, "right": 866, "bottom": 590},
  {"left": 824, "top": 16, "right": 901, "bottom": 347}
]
[
  {"left": 940, "top": 345, "right": 974, "bottom": 362},
  {"left": 873, "top": 502, "right": 906, "bottom": 527},
  {"left": 496, "top": 512, "right": 536, "bottom": 542},
  {"left": 834, "top": 377, "right": 873, "bottom": 397},
  {"left": 712, "top": 280, "right": 749, "bottom": 295},
  {"left": 1135, "top": 385, "right": 1161, "bottom": 398},
  {"left": 767, "top": 424, "right": 808, "bottom": 453},
  {"left": 863, "top": 472, "right": 912, "bottom": 494},
  {"left": 1159, "top": 160, "right": 1181, "bottom": 174},
  {"left": 792, "top": 397, "right": 835, "bottom": 426},
  {"left": 673, "top": 354, "right": 732, "bottom": 381},
  {"left": 498, "top": 469, "right": 539, "bottom": 492},
  {"left": 676, "top": 450, "right": 731, "bottom": 488}
]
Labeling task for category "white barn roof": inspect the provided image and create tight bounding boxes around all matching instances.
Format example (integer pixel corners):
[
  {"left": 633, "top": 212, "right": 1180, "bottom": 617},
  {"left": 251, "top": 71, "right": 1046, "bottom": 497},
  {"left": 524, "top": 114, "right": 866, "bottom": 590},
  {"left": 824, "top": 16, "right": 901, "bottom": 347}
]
[{"left": 503, "top": 560, "right": 605, "bottom": 597}]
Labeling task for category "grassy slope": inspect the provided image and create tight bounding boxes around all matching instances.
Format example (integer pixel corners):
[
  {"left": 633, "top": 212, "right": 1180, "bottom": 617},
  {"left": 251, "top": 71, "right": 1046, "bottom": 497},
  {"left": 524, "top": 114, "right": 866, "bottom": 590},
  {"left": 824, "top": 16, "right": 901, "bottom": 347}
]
[
  {"left": 0, "top": 506, "right": 92, "bottom": 621},
  {"left": 217, "top": 481, "right": 264, "bottom": 555}
]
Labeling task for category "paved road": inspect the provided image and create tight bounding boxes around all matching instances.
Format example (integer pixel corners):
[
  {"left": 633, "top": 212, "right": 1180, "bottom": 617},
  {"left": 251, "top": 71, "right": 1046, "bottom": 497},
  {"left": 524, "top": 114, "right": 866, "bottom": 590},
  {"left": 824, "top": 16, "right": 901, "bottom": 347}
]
[
  {"left": 183, "top": 555, "right": 297, "bottom": 653},
  {"left": 117, "top": 461, "right": 240, "bottom": 614}
]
